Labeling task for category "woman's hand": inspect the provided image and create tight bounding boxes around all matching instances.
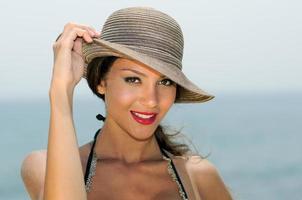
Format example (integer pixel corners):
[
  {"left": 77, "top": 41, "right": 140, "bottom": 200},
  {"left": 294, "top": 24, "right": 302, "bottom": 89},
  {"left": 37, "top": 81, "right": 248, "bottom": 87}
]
[{"left": 50, "top": 22, "right": 100, "bottom": 94}]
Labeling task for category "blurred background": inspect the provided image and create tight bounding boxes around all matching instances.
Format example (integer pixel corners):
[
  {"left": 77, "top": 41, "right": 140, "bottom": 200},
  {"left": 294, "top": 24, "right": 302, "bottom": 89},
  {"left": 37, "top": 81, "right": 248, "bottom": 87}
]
[{"left": 0, "top": 0, "right": 301, "bottom": 199}]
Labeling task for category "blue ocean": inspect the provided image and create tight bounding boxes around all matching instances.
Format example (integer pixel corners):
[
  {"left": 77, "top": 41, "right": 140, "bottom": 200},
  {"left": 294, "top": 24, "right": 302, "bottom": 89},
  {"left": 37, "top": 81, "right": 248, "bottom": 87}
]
[{"left": 0, "top": 91, "right": 301, "bottom": 200}]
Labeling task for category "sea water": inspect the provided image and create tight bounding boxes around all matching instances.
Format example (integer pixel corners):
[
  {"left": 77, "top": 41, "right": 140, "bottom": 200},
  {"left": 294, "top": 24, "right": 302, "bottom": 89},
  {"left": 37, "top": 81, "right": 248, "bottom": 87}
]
[{"left": 0, "top": 91, "right": 301, "bottom": 200}]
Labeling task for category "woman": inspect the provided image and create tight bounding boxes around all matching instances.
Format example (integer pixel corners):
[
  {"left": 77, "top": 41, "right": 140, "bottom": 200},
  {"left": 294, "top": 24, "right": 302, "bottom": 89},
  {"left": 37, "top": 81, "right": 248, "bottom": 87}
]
[{"left": 21, "top": 7, "right": 232, "bottom": 200}]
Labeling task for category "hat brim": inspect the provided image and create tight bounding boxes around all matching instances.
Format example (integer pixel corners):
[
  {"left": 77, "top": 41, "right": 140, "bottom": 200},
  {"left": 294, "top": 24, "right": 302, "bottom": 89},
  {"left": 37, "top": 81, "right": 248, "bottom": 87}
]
[{"left": 82, "top": 38, "right": 215, "bottom": 103}]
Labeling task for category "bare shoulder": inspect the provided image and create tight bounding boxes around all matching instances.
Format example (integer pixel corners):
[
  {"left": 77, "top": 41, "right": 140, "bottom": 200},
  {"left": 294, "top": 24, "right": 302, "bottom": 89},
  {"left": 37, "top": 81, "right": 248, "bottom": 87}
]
[
  {"left": 185, "top": 155, "right": 233, "bottom": 200},
  {"left": 20, "top": 150, "right": 47, "bottom": 200},
  {"left": 20, "top": 142, "right": 92, "bottom": 200}
]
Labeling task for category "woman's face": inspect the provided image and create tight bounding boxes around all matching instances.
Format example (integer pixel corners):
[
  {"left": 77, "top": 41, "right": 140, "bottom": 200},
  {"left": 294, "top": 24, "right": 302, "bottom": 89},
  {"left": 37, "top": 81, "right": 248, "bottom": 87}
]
[{"left": 97, "top": 58, "right": 177, "bottom": 140}]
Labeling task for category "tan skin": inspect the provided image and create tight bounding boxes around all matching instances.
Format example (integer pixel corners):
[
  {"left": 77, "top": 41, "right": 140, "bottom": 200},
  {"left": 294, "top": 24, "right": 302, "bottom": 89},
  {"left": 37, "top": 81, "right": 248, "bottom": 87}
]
[{"left": 20, "top": 22, "right": 233, "bottom": 200}]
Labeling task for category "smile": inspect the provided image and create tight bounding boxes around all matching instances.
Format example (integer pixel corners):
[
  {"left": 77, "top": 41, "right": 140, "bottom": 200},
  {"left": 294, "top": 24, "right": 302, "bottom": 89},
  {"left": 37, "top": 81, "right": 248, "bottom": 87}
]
[{"left": 130, "top": 111, "right": 157, "bottom": 125}]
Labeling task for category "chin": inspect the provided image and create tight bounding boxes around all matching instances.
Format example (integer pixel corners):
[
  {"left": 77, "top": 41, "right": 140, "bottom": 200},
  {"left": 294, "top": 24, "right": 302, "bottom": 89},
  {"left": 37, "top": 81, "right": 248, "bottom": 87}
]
[{"left": 127, "top": 125, "right": 158, "bottom": 142}]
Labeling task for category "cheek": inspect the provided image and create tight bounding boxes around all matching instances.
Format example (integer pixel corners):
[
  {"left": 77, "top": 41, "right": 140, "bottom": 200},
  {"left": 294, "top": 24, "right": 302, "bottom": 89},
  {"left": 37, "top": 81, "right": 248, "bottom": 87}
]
[
  {"left": 158, "top": 87, "right": 176, "bottom": 109},
  {"left": 105, "top": 81, "right": 136, "bottom": 110}
]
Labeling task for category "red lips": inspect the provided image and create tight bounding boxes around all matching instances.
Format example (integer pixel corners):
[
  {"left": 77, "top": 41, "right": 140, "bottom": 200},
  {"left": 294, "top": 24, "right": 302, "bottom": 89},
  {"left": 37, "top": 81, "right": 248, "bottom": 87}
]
[{"left": 130, "top": 110, "right": 157, "bottom": 125}]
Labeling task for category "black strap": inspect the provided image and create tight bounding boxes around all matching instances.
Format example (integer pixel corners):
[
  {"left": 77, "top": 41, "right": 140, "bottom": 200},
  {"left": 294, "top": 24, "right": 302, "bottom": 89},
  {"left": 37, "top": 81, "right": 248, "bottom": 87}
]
[
  {"left": 160, "top": 148, "right": 189, "bottom": 199},
  {"left": 84, "top": 128, "right": 101, "bottom": 184},
  {"left": 84, "top": 114, "right": 105, "bottom": 185}
]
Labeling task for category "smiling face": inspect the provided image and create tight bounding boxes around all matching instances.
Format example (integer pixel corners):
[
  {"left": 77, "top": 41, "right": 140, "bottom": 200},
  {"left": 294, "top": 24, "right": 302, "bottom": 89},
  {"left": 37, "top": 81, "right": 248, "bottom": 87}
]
[{"left": 97, "top": 58, "right": 177, "bottom": 141}]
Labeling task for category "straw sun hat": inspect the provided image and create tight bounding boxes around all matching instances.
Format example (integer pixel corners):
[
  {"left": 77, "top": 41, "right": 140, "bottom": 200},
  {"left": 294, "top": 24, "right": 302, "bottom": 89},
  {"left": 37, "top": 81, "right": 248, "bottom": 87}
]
[{"left": 82, "top": 6, "right": 214, "bottom": 103}]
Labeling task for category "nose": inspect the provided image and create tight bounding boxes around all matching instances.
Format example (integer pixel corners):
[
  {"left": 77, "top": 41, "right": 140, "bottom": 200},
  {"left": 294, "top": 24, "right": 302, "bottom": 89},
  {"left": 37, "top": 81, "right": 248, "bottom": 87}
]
[{"left": 139, "top": 85, "right": 158, "bottom": 108}]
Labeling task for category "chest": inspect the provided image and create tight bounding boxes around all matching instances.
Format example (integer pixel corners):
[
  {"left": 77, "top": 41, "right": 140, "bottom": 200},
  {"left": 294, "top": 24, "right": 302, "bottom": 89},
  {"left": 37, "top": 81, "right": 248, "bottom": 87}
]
[{"left": 85, "top": 160, "right": 184, "bottom": 200}]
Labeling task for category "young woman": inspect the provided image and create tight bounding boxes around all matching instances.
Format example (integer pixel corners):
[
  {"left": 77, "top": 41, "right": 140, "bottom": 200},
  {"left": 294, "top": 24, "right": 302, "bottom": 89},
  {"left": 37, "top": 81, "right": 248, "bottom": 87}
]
[{"left": 21, "top": 7, "right": 233, "bottom": 200}]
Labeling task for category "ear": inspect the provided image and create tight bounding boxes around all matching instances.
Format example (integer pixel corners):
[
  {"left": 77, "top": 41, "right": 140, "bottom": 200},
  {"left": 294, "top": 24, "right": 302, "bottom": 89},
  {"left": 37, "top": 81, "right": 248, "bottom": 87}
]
[{"left": 97, "top": 80, "right": 106, "bottom": 95}]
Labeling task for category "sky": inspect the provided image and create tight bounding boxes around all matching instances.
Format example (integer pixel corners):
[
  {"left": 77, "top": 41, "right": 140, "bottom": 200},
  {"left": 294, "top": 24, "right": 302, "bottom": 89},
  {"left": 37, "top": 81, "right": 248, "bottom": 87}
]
[{"left": 0, "top": 0, "right": 301, "bottom": 101}]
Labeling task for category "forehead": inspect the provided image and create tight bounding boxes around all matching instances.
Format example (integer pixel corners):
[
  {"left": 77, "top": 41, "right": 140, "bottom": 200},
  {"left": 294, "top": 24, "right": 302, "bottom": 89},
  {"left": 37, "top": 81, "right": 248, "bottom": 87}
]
[{"left": 111, "top": 58, "right": 164, "bottom": 77}]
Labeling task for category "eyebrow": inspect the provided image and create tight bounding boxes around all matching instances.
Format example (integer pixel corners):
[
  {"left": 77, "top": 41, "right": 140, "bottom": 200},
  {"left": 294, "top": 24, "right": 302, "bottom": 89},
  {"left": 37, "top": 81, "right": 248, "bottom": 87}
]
[{"left": 120, "top": 68, "right": 166, "bottom": 78}]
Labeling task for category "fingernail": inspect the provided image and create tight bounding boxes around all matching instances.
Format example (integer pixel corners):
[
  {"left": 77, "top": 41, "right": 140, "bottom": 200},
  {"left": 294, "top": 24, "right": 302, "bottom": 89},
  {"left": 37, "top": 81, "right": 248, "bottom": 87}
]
[
  {"left": 89, "top": 30, "right": 95, "bottom": 36},
  {"left": 88, "top": 37, "right": 93, "bottom": 43}
]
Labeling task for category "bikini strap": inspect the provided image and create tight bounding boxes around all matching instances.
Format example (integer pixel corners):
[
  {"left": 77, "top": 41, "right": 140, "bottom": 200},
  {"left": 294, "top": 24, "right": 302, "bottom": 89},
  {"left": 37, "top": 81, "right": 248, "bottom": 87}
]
[
  {"left": 84, "top": 114, "right": 105, "bottom": 186},
  {"left": 160, "top": 148, "right": 189, "bottom": 199},
  {"left": 84, "top": 128, "right": 101, "bottom": 184}
]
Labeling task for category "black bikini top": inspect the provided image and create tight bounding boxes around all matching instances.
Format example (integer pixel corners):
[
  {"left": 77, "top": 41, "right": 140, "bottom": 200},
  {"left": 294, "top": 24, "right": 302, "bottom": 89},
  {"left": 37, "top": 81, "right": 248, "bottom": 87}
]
[{"left": 84, "top": 114, "right": 189, "bottom": 199}]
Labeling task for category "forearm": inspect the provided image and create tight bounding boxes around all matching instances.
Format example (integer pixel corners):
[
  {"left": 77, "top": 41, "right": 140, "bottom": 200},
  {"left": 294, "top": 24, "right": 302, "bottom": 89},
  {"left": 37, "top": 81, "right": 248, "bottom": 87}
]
[{"left": 44, "top": 87, "right": 86, "bottom": 200}]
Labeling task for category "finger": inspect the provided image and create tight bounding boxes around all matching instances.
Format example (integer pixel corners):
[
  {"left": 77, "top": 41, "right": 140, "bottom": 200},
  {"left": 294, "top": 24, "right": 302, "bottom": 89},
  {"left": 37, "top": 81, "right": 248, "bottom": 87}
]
[
  {"left": 75, "top": 24, "right": 101, "bottom": 37},
  {"left": 72, "top": 28, "right": 93, "bottom": 43},
  {"left": 55, "top": 33, "right": 62, "bottom": 42},
  {"left": 60, "top": 27, "right": 97, "bottom": 45},
  {"left": 55, "top": 23, "right": 100, "bottom": 44},
  {"left": 63, "top": 22, "right": 100, "bottom": 37},
  {"left": 54, "top": 30, "right": 90, "bottom": 51},
  {"left": 60, "top": 27, "right": 93, "bottom": 45}
]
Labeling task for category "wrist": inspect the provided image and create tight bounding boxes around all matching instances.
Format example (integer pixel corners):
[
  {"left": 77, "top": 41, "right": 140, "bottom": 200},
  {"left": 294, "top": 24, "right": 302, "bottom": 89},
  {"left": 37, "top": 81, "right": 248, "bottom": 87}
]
[
  {"left": 49, "top": 80, "right": 74, "bottom": 96},
  {"left": 49, "top": 84, "right": 74, "bottom": 102},
  {"left": 49, "top": 86, "right": 74, "bottom": 115}
]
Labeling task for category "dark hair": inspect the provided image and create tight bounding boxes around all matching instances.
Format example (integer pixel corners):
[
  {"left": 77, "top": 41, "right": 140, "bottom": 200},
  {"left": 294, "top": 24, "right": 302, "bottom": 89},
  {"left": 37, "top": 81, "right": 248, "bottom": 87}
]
[{"left": 86, "top": 56, "right": 199, "bottom": 157}]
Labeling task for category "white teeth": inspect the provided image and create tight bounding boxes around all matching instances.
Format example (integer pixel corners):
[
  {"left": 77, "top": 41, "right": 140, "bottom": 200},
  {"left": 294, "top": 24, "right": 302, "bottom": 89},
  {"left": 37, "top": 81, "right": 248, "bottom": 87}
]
[{"left": 132, "top": 112, "right": 154, "bottom": 119}]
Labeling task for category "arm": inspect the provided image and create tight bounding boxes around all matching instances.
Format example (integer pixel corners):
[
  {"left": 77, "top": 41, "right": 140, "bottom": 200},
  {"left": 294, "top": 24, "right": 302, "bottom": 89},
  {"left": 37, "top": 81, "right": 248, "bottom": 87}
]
[
  {"left": 45, "top": 83, "right": 85, "bottom": 199},
  {"left": 43, "top": 23, "right": 100, "bottom": 200}
]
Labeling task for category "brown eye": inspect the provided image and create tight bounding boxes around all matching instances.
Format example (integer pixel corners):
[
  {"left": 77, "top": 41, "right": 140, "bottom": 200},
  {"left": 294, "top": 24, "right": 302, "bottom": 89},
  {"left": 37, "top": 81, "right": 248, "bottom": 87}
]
[
  {"left": 159, "top": 78, "right": 175, "bottom": 86},
  {"left": 124, "top": 77, "right": 141, "bottom": 84}
]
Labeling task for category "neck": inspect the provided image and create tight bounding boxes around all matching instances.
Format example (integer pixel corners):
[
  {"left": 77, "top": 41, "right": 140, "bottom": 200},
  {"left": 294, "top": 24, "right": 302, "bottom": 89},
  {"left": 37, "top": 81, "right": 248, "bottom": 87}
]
[{"left": 94, "top": 118, "right": 164, "bottom": 165}]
